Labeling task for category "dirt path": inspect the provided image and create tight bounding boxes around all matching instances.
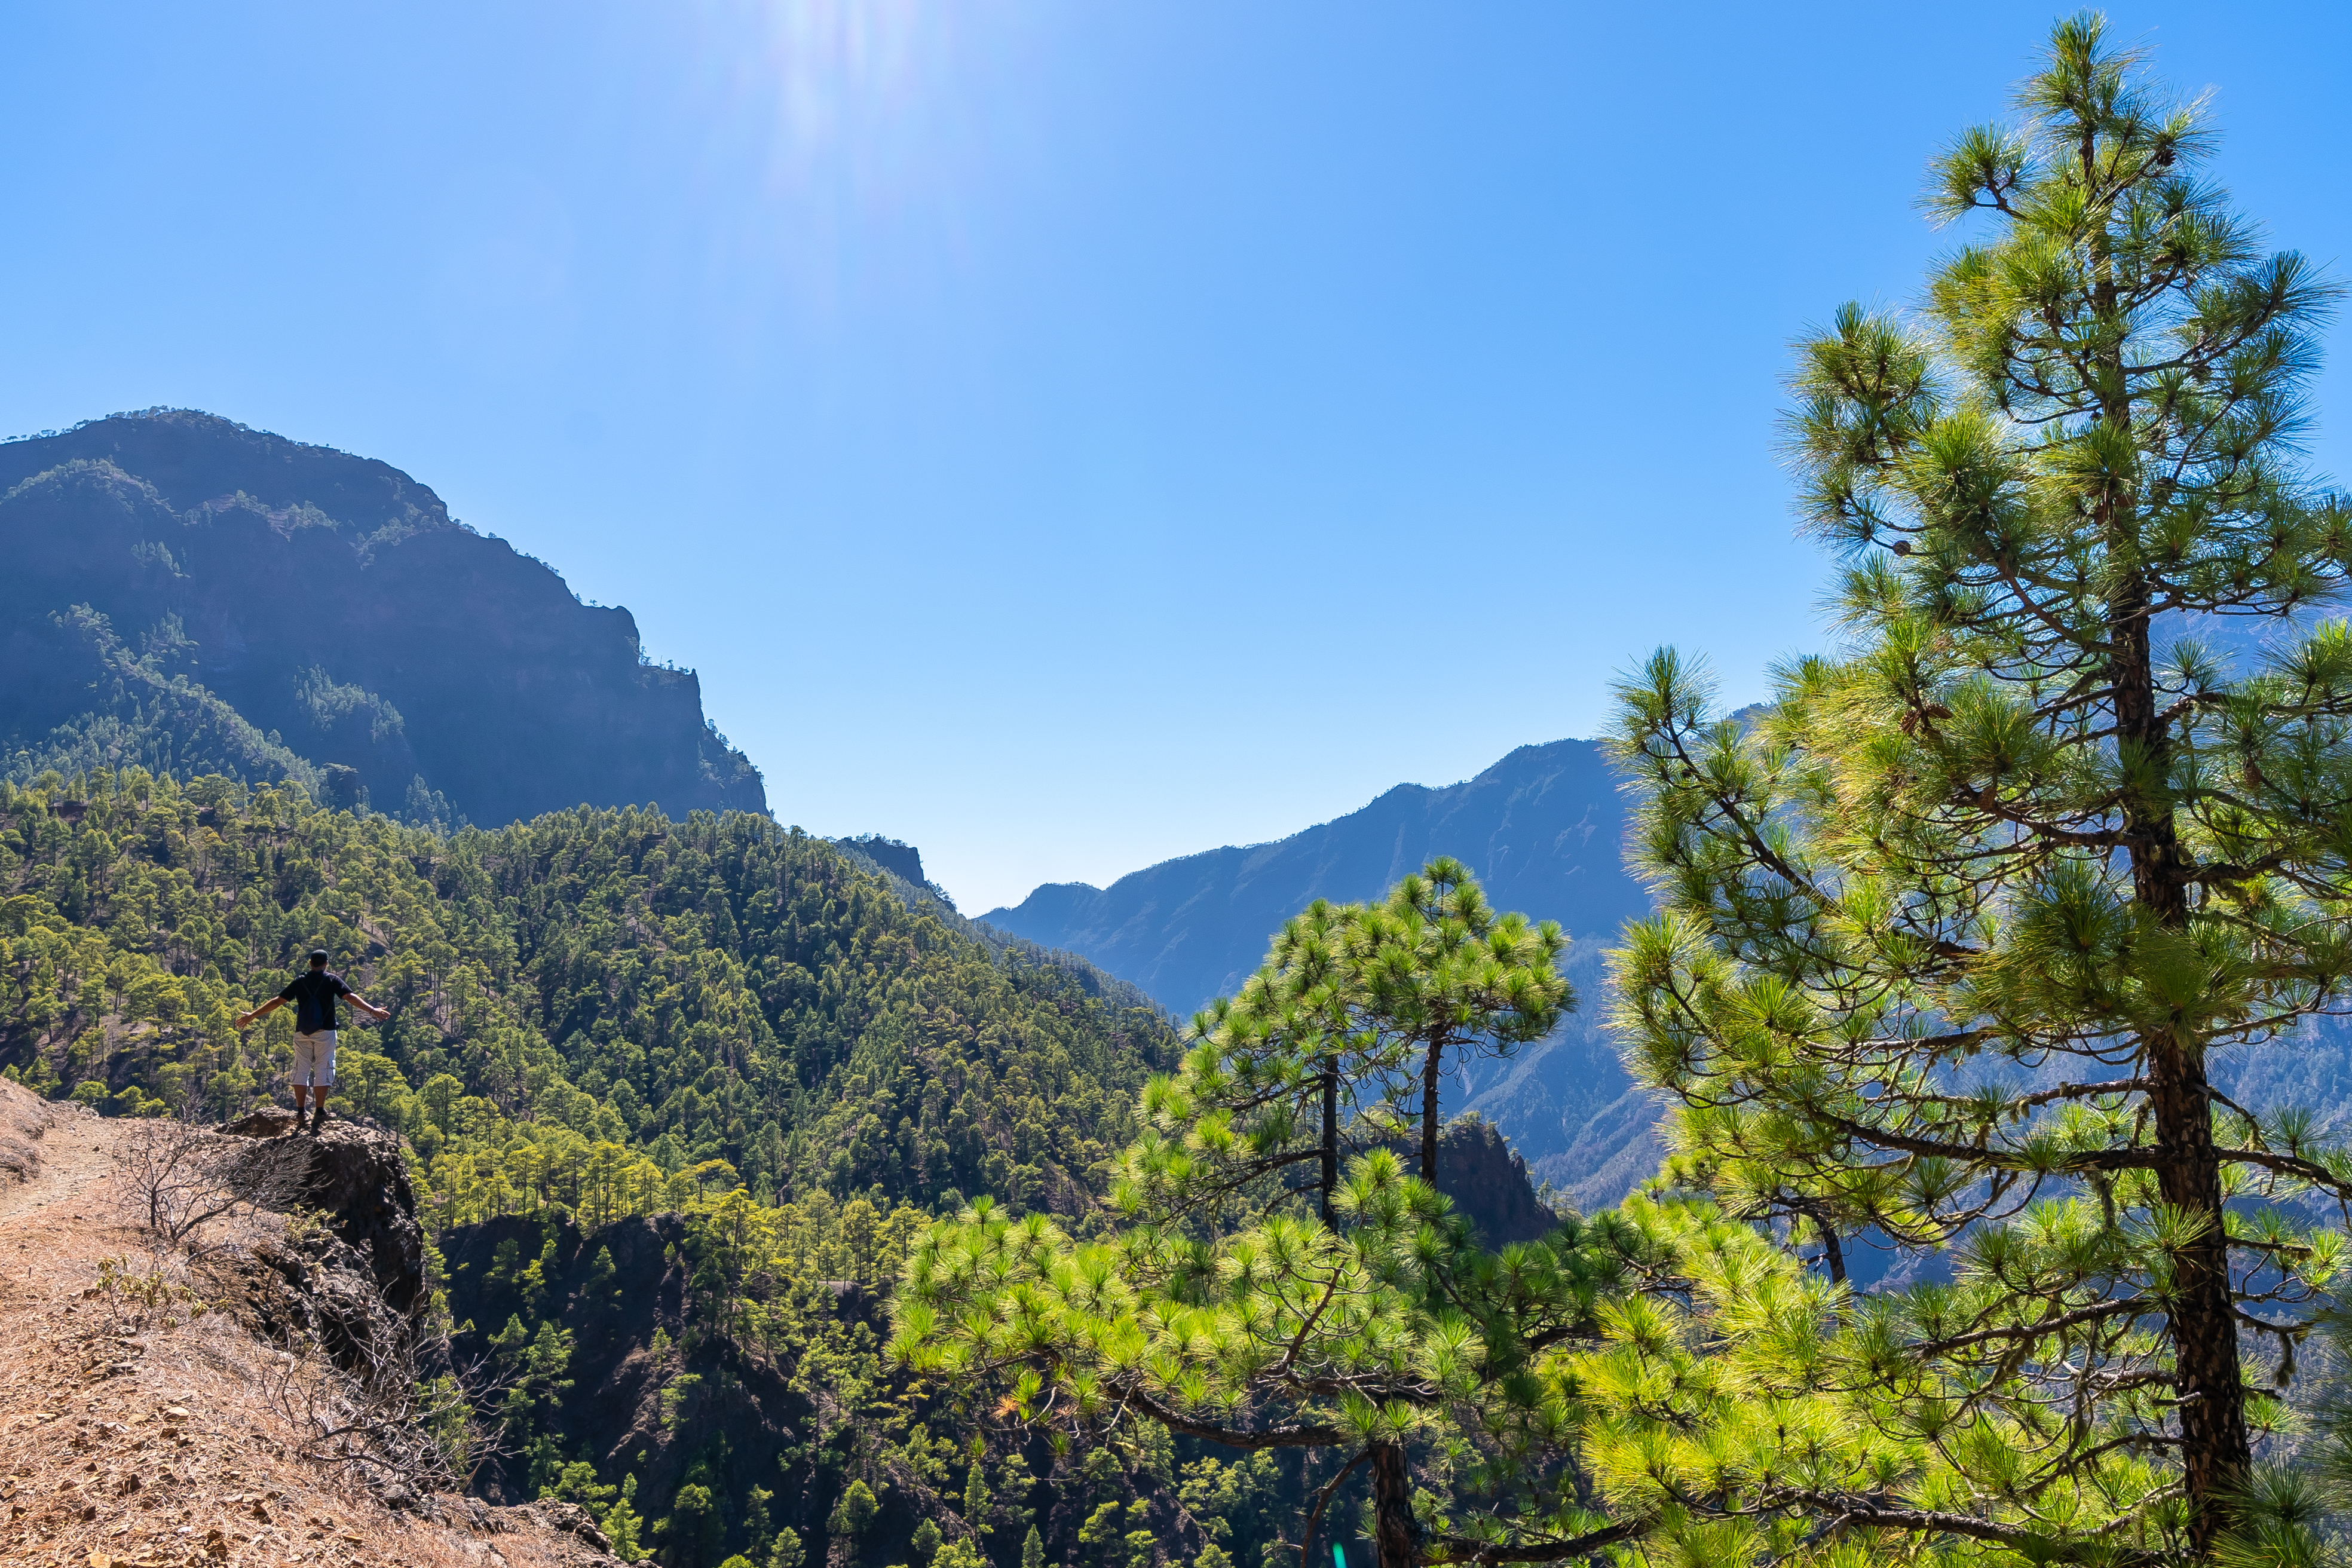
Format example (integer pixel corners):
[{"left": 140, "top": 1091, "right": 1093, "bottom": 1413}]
[
  {"left": 0, "top": 1082, "right": 619, "bottom": 1567},
  {"left": 0, "top": 1080, "right": 119, "bottom": 1227}
]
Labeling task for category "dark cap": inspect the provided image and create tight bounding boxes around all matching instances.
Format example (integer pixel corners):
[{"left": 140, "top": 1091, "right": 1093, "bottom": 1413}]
[{"left": 308, "top": 948, "right": 330, "bottom": 964}]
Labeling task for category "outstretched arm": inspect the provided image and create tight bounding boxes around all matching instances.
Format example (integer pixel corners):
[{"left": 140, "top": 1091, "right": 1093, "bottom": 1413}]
[
  {"left": 235, "top": 996, "right": 286, "bottom": 1030},
  {"left": 344, "top": 991, "right": 390, "bottom": 1023}
]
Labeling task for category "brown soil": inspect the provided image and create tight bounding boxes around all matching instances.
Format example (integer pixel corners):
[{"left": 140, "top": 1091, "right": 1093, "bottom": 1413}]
[{"left": 0, "top": 1079, "right": 620, "bottom": 1568}]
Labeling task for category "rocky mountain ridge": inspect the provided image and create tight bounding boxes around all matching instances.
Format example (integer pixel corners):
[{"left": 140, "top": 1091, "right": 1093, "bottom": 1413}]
[{"left": 0, "top": 410, "right": 764, "bottom": 826}]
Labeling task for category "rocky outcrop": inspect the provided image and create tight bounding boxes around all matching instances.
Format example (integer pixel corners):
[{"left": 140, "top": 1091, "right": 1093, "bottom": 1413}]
[
  {"left": 222, "top": 1111, "right": 425, "bottom": 1312},
  {"left": 1423, "top": 1117, "right": 1564, "bottom": 1245},
  {"left": 0, "top": 1074, "right": 54, "bottom": 1186},
  {"left": 198, "top": 1114, "right": 436, "bottom": 1407},
  {"left": 452, "top": 1497, "right": 625, "bottom": 1566}
]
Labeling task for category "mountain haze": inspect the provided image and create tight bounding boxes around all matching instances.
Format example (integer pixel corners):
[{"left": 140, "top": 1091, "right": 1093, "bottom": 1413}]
[
  {"left": 983, "top": 738, "right": 1668, "bottom": 1206},
  {"left": 0, "top": 410, "right": 763, "bottom": 826}
]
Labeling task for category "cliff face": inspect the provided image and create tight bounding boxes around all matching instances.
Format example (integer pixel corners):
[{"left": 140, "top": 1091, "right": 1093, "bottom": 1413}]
[
  {"left": 0, "top": 411, "right": 765, "bottom": 825},
  {"left": 1424, "top": 1117, "right": 1566, "bottom": 1242}
]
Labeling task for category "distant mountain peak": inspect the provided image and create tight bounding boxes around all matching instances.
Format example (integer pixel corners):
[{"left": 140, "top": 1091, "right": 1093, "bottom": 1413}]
[{"left": 984, "top": 736, "right": 1638, "bottom": 1011}]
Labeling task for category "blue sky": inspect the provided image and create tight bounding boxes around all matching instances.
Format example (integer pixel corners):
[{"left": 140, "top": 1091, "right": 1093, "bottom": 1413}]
[{"left": 2, "top": 3, "right": 2347, "bottom": 911}]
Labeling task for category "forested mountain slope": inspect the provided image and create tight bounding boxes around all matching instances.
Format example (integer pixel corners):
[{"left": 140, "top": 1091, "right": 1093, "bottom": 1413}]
[
  {"left": 0, "top": 409, "right": 762, "bottom": 825},
  {"left": 0, "top": 771, "right": 1163, "bottom": 1214},
  {"left": 984, "top": 738, "right": 1664, "bottom": 1206},
  {"left": 0, "top": 767, "right": 1200, "bottom": 1563}
]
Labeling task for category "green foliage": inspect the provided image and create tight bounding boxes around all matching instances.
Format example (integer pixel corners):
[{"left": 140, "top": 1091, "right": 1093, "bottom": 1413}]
[
  {"left": 0, "top": 771, "right": 1171, "bottom": 1224},
  {"left": 960, "top": 1459, "right": 988, "bottom": 1530},
  {"left": 664, "top": 1481, "right": 727, "bottom": 1561},
  {"left": 898, "top": 862, "right": 1656, "bottom": 1564},
  {"left": 602, "top": 1474, "right": 650, "bottom": 1563},
  {"left": 1175, "top": 1453, "right": 1280, "bottom": 1553},
  {"left": 1078, "top": 1501, "right": 1125, "bottom": 1552},
  {"left": 828, "top": 1478, "right": 878, "bottom": 1538},
  {"left": 2, "top": 604, "right": 324, "bottom": 794},
  {"left": 540, "top": 1457, "right": 615, "bottom": 1508},
  {"left": 1607, "top": 14, "right": 2351, "bottom": 1564},
  {"left": 584, "top": 1243, "right": 618, "bottom": 1305},
  {"left": 488, "top": 1309, "right": 574, "bottom": 1435},
  {"left": 1125, "top": 862, "right": 1566, "bottom": 1229},
  {"left": 0, "top": 765, "right": 1184, "bottom": 1564}
]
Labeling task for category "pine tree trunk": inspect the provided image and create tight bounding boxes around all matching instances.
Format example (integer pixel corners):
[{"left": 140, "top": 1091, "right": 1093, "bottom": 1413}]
[
  {"left": 1320, "top": 1058, "right": 1339, "bottom": 1224},
  {"left": 2112, "top": 590, "right": 2249, "bottom": 1551},
  {"left": 1419, "top": 1042, "right": 1442, "bottom": 1183},
  {"left": 1367, "top": 1440, "right": 1420, "bottom": 1567},
  {"left": 1796, "top": 1198, "right": 1845, "bottom": 1285},
  {"left": 2149, "top": 1027, "right": 2244, "bottom": 1552}
]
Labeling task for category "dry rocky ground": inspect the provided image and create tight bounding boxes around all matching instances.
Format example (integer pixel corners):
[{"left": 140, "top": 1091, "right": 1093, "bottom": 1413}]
[{"left": 0, "top": 1078, "right": 624, "bottom": 1568}]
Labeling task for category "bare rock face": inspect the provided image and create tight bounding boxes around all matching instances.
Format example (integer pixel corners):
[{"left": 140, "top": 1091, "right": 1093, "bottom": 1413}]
[
  {"left": 222, "top": 1105, "right": 301, "bottom": 1138},
  {"left": 1425, "top": 1117, "right": 1564, "bottom": 1247},
  {"left": 443, "top": 1496, "right": 626, "bottom": 1566},
  {"left": 221, "top": 1116, "right": 425, "bottom": 1313},
  {"left": 299, "top": 1122, "right": 427, "bottom": 1313},
  {"left": 0, "top": 1074, "right": 55, "bottom": 1186}
]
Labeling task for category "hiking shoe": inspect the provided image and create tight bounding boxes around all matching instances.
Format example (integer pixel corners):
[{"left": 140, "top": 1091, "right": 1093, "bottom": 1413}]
[{"left": 311, "top": 1105, "right": 331, "bottom": 1133}]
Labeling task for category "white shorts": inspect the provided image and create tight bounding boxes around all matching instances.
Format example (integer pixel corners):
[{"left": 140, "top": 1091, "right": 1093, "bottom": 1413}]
[{"left": 292, "top": 1031, "right": 338, "bottom": 1088}]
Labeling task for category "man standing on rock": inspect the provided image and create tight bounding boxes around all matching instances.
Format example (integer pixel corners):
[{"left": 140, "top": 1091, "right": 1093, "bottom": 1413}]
[{"left": 234, "top": 949, "right": 389, "bottom": 1133}]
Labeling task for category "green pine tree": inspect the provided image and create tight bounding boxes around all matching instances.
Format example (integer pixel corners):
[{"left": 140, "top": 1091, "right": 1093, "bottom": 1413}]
[
  {"left": 1345, "top": 859, "right": 1568, "bottom": 1181},
  {"left": 896, "top": 862, "right": 1636, "bottom": 1567},
  {"left": 1610, "top": 13, "right": 2350, "bottom": 1558},
  {"left": 828, "top": 1479, "right": 878, "bottom": 1539},
  {"left": 961, "top": 1460, "right": 990, "bottom": 1532},
  {"left": 584, "top": 1244, "right": 619, "bottom": 1306},
  {"left": 1020, "top": 1526, "right": 1045, "bottom": 1568},
  {"left": 602, "top": 1474, "right": 650, "bottom": 1563},
  {"left": 1123, "top": 897, "right": 1369, "bottom": 1226},
  {"left": 1121, "top": 861, "right": 1567, "bottom": 1229}
]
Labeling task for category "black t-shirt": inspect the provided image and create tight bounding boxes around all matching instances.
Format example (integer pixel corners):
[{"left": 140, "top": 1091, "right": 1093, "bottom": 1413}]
[{"left": 280, "top": 970, "right": 353, "bottom": 1034}]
